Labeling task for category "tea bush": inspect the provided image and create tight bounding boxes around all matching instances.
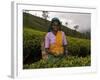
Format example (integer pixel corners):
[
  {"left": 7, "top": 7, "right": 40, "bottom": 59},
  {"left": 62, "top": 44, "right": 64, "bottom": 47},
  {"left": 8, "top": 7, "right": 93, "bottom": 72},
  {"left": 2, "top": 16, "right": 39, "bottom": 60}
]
[
  {"left": 23, "top": 55, "right": 91, "bottom": 69},
  {"left": 23, "top": 28, "right": 45, "bottom": 62},
  {"left": 23, "top": 28, "right": 90, "bottom": 63},
  {"left": 67, "top": 36, "right": 90, "bottom": 56}
]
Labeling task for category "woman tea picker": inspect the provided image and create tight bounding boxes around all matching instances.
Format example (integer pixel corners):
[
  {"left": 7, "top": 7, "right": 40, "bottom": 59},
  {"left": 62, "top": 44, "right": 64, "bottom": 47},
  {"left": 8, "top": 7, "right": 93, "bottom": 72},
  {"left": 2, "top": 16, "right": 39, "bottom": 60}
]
[{"left": 43, "top": 17, "right": 68, "bottom": 62}]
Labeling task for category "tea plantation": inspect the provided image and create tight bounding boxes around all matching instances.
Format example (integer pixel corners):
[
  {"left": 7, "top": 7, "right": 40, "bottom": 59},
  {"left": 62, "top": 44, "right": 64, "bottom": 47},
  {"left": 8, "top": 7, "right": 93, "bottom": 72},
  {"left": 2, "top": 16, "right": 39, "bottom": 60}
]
[{"left": 23, "top": 28, "right": 91, "bottom": 69}]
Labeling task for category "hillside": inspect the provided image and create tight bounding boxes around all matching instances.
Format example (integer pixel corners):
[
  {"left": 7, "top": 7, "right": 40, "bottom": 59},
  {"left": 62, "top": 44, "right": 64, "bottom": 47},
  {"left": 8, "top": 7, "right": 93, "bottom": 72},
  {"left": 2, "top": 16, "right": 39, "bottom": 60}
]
[{"left": 23, "top": 12, "right": 90, "bottom": 39}]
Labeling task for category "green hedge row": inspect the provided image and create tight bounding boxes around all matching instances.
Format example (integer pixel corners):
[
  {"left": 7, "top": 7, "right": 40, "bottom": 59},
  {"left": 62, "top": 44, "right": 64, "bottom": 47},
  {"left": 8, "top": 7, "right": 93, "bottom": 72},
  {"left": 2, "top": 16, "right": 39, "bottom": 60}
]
[
  {"left": 67, "top": 36, "right": 90, "bottom": 56},
  {"left": 23, "top": 55, "right": 91, "bottom": 69},
  {"left": 23, "top": 28, "right": 91, "bottom": 62},
  {"left": 23, "top": 28, "right": 45, "bottom": 62}
]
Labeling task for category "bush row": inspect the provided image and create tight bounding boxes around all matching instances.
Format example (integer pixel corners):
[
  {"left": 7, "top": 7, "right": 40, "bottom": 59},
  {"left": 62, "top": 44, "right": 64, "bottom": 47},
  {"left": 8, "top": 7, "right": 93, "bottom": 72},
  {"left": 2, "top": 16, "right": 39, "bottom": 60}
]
[
  {"left": 23, "top": 28, "right": 91, "bottom": 63},
  {"left": 23, "top": 55, "right": 91, "bottom": 69}
]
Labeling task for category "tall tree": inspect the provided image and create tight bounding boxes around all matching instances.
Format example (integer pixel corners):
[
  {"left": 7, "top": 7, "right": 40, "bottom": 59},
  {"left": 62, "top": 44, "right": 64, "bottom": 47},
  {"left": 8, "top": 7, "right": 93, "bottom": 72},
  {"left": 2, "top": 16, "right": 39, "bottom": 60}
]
[
  {"left": 74, "top": 25, "right": 79, "bottom": 31},
  {"left": 42, "top": 11, "right": 49, "bottom": 20},
  {"left": 65, "top": 22, "right": 68, "bottom": 26}
]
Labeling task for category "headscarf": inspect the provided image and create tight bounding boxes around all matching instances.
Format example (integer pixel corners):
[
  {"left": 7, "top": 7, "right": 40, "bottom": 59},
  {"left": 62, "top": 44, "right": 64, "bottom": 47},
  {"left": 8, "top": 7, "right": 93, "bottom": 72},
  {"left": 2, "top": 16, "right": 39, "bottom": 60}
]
[{"left": 48, "top": 17, "right": 62, "bottom": 32}]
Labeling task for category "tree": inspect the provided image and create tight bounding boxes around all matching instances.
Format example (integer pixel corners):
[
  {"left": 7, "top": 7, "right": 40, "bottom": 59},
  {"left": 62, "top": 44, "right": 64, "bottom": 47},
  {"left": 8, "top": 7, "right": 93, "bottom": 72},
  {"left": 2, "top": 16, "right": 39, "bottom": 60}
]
[
  {"left": 73, "top": 25, "right": 79, "bottom": 37},
  {"left": 42, "top": 11, "right": 49, "bottom": 20},
  {"left": 42, "top": 11, "right": 49, "bottom": 25},
  {"left": 65, "top": 22, "right": 68, "bottom": 26},
  {"left": 74, "top": 25, "right": 79, "bottom": 31}
]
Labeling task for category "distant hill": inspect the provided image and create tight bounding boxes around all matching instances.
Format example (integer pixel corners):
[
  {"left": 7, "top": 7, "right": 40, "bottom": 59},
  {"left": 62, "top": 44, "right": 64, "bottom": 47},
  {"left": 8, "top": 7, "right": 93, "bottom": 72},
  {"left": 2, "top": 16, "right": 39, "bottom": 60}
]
[{"left": 23, "top": 12, "right": 90, "bottom": 39}]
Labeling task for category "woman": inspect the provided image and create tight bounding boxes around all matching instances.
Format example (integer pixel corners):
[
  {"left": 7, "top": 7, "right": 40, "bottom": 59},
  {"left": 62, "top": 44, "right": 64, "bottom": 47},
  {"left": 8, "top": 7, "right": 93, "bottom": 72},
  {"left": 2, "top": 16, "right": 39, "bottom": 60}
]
[{"left": 43, "top": 17, "right": 68, "bottom": 62}]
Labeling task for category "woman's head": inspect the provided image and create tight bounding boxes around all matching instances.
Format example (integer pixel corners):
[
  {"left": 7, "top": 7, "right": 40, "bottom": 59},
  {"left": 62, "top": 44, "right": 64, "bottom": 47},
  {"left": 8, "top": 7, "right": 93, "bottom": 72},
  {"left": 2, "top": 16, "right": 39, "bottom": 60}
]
[{"left": 48, "top": 17, "right": 62, "bottom": 32}]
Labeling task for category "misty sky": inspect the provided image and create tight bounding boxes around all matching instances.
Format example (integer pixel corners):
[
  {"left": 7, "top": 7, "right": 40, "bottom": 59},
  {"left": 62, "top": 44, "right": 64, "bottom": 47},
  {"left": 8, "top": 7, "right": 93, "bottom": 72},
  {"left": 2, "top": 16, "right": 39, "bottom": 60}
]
[{"left": 28, "top": 11, "right": 91, "bottom": 32}]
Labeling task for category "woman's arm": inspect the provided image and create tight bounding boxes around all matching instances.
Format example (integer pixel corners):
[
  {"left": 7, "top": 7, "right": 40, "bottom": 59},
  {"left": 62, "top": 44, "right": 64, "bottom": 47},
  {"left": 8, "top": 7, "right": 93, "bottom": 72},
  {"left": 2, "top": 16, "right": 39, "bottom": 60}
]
[
  {"left": 45, "top": 48, "right": 49, "bottom": 54},
  {"left": 42, "top": 33, "right": 50, "bottom": 59}
]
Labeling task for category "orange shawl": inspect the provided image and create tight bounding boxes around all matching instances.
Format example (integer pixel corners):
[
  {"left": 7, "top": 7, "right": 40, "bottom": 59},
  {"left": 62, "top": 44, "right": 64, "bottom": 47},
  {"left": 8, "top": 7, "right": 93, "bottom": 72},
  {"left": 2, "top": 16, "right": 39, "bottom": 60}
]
[{"left": 49, "top": 31, "right": 64, "bottom": 56}]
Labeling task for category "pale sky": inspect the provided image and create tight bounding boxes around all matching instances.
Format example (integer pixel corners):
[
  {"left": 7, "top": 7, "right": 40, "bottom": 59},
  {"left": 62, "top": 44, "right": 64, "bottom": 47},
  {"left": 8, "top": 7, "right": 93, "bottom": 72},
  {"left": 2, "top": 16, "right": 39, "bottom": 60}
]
[{"left": 28, "top": 11, "right": 91, "bottom": 32}]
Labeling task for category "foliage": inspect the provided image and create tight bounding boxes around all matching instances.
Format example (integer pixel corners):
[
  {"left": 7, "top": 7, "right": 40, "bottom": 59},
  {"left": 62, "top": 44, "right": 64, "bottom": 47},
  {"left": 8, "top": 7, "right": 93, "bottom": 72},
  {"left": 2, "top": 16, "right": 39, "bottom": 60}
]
[
  {"left": 23, "top": 12, "right": 90, "bottom": 39},
  {"left": 23, "top": 55, "right": 91, "bottom": 69},
  {"left": 67, "top": 36, "right": 90, "bottom": 57},
  {"left": 23, "top": 28, "right": 91, "bottom": 63},
  {"left": 23, "top": 28, "right": 45, "bottom": 62}
]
